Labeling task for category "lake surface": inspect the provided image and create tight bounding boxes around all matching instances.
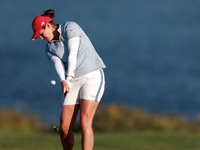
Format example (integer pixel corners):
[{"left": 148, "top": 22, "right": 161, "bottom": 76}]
[{"left": 1, "top": 0, "right": 200, "bottom": 122}]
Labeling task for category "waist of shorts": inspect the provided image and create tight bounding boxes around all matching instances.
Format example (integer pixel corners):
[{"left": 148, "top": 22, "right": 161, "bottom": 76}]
[{"left": 74, "top": 68, "right": 104, "bottom": 79}]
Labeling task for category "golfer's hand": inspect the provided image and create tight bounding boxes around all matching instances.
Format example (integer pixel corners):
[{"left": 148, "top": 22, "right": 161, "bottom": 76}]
[
  {"left": 66, "top": 76, "right": 73, "bottom": 89},
  {"left": 61, "top": 80, "right": 70, "bottom": 95},
  {"left": 61, "top": 76, "right": 74, "bottom": 95}
]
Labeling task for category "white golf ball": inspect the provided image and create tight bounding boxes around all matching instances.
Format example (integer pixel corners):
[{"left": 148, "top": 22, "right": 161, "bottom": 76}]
[{"left": 51, "top": 80, "right": 56, "bottom": 85}]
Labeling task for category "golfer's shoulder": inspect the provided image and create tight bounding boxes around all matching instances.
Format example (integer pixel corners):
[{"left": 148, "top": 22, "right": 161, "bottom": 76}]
[{"left": 63, "top": 21, "right": 80, "bottom": 30}]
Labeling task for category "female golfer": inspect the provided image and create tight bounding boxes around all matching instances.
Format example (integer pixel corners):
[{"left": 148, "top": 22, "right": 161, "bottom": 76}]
[{"left": 31, "top": 9, "right": 106, "bottom": 150}]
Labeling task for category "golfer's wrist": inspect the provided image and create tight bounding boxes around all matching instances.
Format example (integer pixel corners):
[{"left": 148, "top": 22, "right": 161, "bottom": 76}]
[{"left": 67, "top": 75, "right": 73, "bottom": 78}]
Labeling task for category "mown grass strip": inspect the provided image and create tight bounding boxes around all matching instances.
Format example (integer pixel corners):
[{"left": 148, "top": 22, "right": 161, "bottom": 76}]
[{"left": 1, "top": 130, "right": 200, "bottom": 150}]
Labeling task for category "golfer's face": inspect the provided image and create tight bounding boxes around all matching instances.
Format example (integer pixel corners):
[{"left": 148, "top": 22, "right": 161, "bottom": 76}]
[{"left": 39, "top": 24, "right": 54, "bottom": 41}]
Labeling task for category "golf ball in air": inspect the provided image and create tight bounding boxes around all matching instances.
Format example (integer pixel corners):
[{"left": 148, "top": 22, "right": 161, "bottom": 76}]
[{"left": 51, "top": 80, "right": 56, "bottom": 85}]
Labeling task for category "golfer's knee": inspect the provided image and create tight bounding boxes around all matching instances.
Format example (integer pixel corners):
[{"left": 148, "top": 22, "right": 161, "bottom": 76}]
[
  {"left": 60, "top": 122, "right": 71, "bottom": 133},
  {"left": 80, "top": 116, "right": 92, "bottom": 132}
]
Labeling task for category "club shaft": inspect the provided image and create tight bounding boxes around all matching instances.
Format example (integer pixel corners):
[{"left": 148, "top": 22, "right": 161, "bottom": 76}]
[{"left": 56, "top": 95, "right": 65, "bottom": 131}]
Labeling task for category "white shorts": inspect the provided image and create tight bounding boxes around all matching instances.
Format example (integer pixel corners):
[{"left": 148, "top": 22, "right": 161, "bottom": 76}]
[{"left": 63, "top": 69, "right": 105, "bottom": 105}]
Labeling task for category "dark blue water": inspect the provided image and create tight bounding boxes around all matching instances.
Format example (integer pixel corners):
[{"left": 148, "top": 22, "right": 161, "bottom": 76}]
[{"left": 1, "top": 0, "right": 200, "bottom": 123}]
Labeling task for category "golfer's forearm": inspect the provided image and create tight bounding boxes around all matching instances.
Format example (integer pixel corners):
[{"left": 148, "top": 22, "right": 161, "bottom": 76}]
[
  {"left": 50, "top": 56, "right": 65, "bottom": 81},
  {"left": 67, "top": 37, "right": 79, "bottom": 77}
]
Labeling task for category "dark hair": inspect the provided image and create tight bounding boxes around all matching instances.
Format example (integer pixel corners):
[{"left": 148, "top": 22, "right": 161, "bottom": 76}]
[
  {"left": 43, "top": 9, "right": 55, "bottom": 18},
  {"left": 43, "top": 9, "right": 57, "bottom": 27}
]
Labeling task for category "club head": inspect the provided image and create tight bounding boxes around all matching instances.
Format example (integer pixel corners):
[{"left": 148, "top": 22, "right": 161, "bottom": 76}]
[{"left": 51, "top": 125, "right": 58, "bottom": 132}]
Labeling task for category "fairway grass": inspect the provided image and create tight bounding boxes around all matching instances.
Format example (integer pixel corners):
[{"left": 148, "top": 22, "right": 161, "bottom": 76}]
[{"left": 0, "top": 130, "right": 200, "bottom": 150}]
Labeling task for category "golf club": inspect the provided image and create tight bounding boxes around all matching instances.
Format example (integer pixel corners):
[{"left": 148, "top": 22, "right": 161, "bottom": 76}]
[{"left": 51, "top": 95, "right": 65, "bottom": 132}]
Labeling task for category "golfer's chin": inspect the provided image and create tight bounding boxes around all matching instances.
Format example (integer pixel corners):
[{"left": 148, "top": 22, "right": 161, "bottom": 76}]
[{"left": 45, "top": 38, "right": 52, "bottom": 42}]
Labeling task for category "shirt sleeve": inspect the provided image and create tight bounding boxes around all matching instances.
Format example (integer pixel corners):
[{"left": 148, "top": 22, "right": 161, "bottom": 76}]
[
  {"left": 50, "top": 56, "right": 66, "bottom": 81},
  {"left": 64, "top": 22, "right": 83, "bottom": 40},
  {"left": 45, "top": 47, "right": 54, "bottom": 60},
  {"left": 67, "top": 37, "right": 80, "bottom": 77}
]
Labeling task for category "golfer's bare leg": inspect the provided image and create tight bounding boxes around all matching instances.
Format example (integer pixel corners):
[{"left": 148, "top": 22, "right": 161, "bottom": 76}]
[
  {"left": 80, "top": 99, "right": 99, "bottom": 150},
  {"left": 60, "top": 104, "right": 80, "bottom": 150}
]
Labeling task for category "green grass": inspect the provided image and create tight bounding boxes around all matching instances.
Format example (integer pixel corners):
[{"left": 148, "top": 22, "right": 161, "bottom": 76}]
[
  {"left": 93, "top": 132, "right": 200, "bottom": 150},
  {"left": 1, "top": 130, "right": 200, "bottom": 150},
  {"left": 0, "top": 130, "right": 62, "bottom": 150}
]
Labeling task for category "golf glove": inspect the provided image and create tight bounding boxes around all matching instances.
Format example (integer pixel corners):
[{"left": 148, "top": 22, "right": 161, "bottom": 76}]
[{"left": 66, "top": 76, "right": 73, "bottom": 90}]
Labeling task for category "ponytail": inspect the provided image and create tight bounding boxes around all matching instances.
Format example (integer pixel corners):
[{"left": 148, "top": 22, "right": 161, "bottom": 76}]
[{"left": 43, "top": 9, "right": 55, "bottom": 18}]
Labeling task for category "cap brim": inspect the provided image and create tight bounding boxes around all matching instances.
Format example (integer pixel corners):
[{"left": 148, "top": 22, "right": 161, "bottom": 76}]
[
  {"left": 31, "top": 38, "right": 36, "bottom": 41},
  {"left": 31, "top": 29, "right": 41, "bottom": 40}
]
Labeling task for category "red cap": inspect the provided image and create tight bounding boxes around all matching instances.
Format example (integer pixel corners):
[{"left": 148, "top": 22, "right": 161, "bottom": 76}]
[{"left": 31, "top": 15, "right": 51, "bottom": 40}]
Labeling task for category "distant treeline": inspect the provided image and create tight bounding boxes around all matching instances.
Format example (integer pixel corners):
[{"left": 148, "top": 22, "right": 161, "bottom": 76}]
[
  {"left": 93, "top": 104, "right": 200, "bottom": 132},
  {"left": 1, "top": 105, "right": 200, "bottom": 132}
]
